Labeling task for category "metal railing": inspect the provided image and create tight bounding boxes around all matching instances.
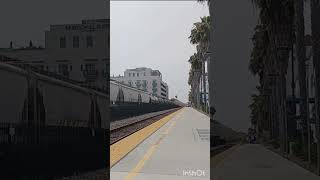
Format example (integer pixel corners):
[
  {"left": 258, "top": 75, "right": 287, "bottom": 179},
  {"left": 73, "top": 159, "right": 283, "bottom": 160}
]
[{"left": 1, "top": 62, "right": 108, "bottom": 94}]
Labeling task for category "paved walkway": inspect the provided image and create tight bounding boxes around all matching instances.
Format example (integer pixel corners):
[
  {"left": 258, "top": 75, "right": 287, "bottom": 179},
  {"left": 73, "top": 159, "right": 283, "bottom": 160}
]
[
  {"left": 111, "top": 107, "right": 210, "bottom": 180},
  {"left": 213, "top": 144, "right": 319, "bottom": 180}
]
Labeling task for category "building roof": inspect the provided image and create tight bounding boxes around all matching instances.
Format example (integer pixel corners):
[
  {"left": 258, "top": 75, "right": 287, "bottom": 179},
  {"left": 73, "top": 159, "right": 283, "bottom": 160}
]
[{"left": 126, "top": 67, "right": 149, "bottom": 71}]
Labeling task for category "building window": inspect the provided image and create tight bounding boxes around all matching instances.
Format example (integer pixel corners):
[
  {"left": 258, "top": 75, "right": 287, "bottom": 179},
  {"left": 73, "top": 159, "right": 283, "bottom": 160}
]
[
  {"left": 129, "top": 73, "right": 131, "bottom": 77},
  {"left": 142, "top": 80, "right": 147, "bottom": 91},
  {"left": 70, "top": 65, "right": 72, "bottom": 71},
  {"left": 151, "top": 70, "right": 160, "bottom": 76},
  {"left": 58, "top": 64, "right": 69, "bottom": 76},
  {"left": 86, "top": 35, "right": 94, "bottom": 48},
  {"left": 37, "top": 65, "right": 44, "bottom": 70},
  {"left": 85, "top": 63, "right": 96, "bottom": 71},
  {"left": 137, "top": 73, "right": 139, "bottom": 77},
  {"left": 83, "top": 63, "right": 97, "bottom": 80},
  {"left": 60, "top": 36, "right": 66, "bottom": 48},
  {"left": 144, "top": 72, "right": 146, "bottom": 76},
  {"left": 152, "top": 80, "right": 158, "bottom": 94},
  {"left": 136, "top": 80, "right": 141, "bottom": 89},
  {"left": 73, "top": 36, "right": 80, "bottom": 48},
  {"left": 152, "top": 80, "right": 157, "bottom": 87},
  {"left": 133, "top": 73, "right": 135, "bottom": 77}
]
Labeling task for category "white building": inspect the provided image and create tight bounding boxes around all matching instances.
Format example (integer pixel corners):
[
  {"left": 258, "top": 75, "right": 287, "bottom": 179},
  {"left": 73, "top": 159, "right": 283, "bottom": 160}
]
[
  {"left": 112, "top": 67, "right": 169, "bottom": 99},
  {"left": 0, "top": 19, "right": 109, "bottom": 90}
]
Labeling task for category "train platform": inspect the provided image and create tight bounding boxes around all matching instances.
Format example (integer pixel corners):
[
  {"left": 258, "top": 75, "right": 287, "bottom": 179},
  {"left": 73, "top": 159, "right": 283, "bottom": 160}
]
[
  {"left": 213, "top": 144, "right": 320, "bottom": 180},
  {"left": 110, "top": 107, "right": 210, "bottom": 180}
]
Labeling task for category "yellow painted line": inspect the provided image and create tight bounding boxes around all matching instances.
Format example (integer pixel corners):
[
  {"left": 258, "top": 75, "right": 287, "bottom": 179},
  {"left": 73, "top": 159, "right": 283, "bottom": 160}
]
[
  {"left": 163, "top": 121, "right": 176, "bottom": 135},
  {"left": 211, "top": 144, "right": 241, "bottom": 168},
  {"left": 110, "top": 108, "right": 182, "bottom": 168},
  {"left": 125, "top": 114, "right": 180, "bottom": 180},
  {"left": 124, "top": 145, "right": 157, "bottom": 180}
]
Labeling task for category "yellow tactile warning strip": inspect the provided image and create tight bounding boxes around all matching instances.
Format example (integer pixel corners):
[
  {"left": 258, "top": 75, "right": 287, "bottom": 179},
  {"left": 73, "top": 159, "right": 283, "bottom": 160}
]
[
  {"left": 110, "top": 108, "right": 183, "bottom": 168},
  {"left": 124, "top": 112, "right": 181, "bottom": 180},
  {"left": 212, "top": 144, "right": 242, "bottom": 168}
]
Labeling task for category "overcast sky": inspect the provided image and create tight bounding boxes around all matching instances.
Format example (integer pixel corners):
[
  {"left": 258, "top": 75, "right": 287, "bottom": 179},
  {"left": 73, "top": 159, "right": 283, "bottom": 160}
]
[
  {"left": 212, "top": 0, "right": 258, "bottom": 132},
  {"left": 111, "top": 1, "right": 209, "bottom": 103},
  {"left": 0, "top": 0, "right": 106, "bottom": 48}
]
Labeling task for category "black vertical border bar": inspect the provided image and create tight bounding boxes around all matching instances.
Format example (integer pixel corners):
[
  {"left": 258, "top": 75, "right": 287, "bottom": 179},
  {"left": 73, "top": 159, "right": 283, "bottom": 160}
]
[{"left": 106, "top": 0, "right": 111, "bottom": 179}]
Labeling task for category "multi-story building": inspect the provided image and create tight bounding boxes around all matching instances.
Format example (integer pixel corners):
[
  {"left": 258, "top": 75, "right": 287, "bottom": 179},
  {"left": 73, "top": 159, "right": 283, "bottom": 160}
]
[
  {"left": 0, "top": 19, "right": 109, "bottom": 91},
  {"left": 112, "top": 67, "right": 169, "bottom": 99}
]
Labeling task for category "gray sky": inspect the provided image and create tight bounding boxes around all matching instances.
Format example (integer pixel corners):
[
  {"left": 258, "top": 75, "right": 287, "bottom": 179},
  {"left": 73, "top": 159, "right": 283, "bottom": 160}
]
[
  {"left": 212, "top": 0, "right": 258, "bottom": 132},
  {"left": 0, "top": 0, "right": 107, "bottom": 47},
  {"left": 110, "top": 1, "right": 209, "bottom": 103}
]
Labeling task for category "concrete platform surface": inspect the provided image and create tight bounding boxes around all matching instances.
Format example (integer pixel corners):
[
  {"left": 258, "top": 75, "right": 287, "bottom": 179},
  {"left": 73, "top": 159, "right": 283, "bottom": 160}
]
[
  {"left": 111, "top": 107, "right": 210, "bottom": 180},
  {"left": 213, "top": 144, "right": 320, "bottom": 180}
]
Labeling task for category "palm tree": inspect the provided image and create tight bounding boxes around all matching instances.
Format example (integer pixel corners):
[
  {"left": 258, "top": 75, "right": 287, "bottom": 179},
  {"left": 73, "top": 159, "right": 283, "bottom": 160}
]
[
  {"left": 188, "top": 52, "right": 202, "bottom": 108},
  {"left": 310, "top": 0, "right": 320, "bottom": 174},
  {"left": 249, "top": 24, "right": 273, "bottom": 138},
  {"left": 189, "top": 16, "right": 210, "bottom": 109},
  {"left": 251, "top": 0, "right": 295, "bottom": 155},
  {"left": 196, "top": 0, "right": 214, "bottom": 119},
  {"left": 295, "top": 0, "right": 310, "bottom": 162},
  {"left": 249, "top": 90, "right": 266, "bottom": 135}
]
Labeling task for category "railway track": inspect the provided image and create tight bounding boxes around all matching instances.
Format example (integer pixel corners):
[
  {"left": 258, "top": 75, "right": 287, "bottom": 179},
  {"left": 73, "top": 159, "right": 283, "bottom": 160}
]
[{"left": 110, "top": 108, "right": 180, "bottom": 144}]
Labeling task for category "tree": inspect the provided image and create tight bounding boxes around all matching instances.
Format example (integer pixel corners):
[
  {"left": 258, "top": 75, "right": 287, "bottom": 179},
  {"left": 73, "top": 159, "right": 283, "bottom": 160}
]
[
  {"left": 249, "top": 23, "right": 276, "bottom": 140},
  {"left": 188, "top": 52, "right": 202, "bottom": 107},
  {"left": 196, "top": 0, "right": 215, "bottom": 119},
  {"left": 188, "top": 16, "right": 210, "bottom": 109},
  {"left": 295, "top": 0, "right": 310, "bottom": 162},
  {"left": 249, "top": 86, "right": 270, "bottom": 138},
  {"left": 310, "top": 0, "right": 320, "bottom": 174},
  {"left": 251, "top": 0, "right": 295, "bottom": 155}
]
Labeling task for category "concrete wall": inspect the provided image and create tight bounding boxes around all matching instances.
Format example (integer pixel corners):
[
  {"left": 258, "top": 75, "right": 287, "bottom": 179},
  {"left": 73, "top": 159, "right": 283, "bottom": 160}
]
[
  {"left": 0, "top": 63, "right": 109, "bottom": 129},
  {"left": 0, "top": 64, "right": 28, "bottom": 124},
  {"left": 110, "top": 80, "right": 157, "bottom": 103}
]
